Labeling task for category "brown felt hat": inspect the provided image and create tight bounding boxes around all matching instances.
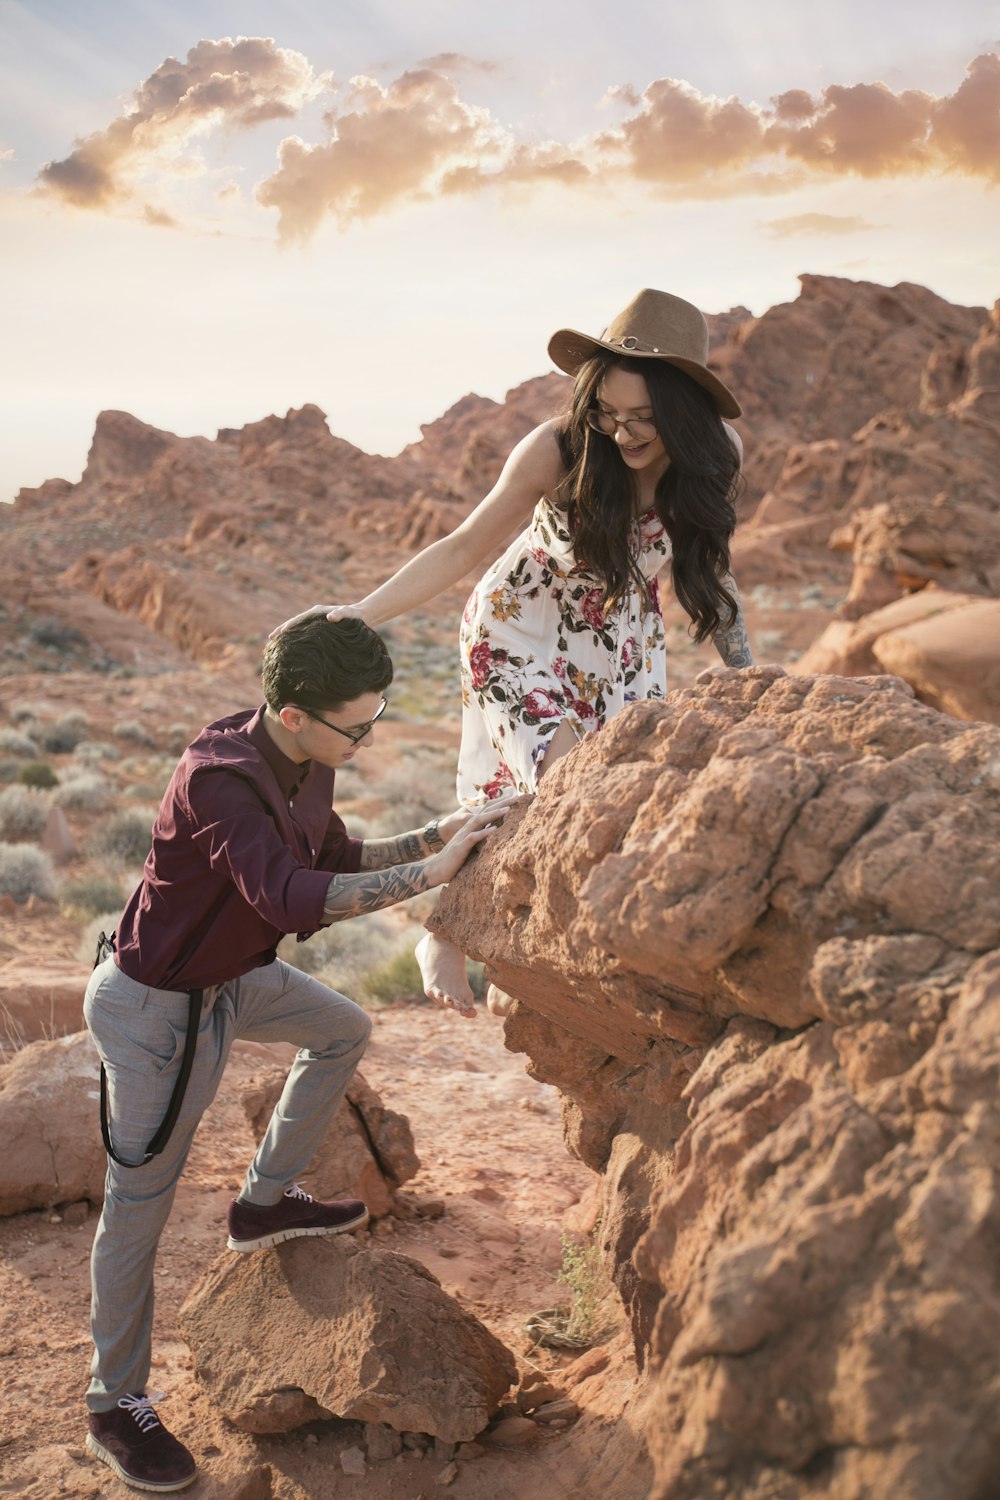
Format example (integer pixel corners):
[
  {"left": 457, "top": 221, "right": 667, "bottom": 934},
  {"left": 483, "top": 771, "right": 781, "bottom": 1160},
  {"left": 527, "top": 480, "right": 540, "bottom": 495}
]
[{"left": 547, "top": 287, "right": 741, "bottom": 419}]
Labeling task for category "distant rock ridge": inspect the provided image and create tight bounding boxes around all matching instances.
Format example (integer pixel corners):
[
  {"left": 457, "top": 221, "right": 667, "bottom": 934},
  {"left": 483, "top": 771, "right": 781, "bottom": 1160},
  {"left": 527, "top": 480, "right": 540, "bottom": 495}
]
[{"left": 1, "top": 275, "right": 996, "bottom": 694}]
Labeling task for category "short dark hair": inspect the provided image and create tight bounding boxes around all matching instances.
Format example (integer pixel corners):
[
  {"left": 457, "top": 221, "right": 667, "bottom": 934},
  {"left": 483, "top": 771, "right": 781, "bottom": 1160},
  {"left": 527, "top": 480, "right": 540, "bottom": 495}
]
[{"left": 261, "top": 617, "right": 393, "bottom": 715}]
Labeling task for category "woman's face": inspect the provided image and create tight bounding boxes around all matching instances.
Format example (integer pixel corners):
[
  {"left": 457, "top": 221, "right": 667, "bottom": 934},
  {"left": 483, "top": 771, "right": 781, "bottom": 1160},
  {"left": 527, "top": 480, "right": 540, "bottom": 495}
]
[{"left": 594, "top": 365, "right": 670, "bottom": 478}]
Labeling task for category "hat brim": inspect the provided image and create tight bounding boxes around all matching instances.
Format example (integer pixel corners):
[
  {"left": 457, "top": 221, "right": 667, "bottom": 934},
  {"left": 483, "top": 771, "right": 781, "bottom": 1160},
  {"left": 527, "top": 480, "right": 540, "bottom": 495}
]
[{"left": 547, "top": 328, "right": 742, "bottom": 420}]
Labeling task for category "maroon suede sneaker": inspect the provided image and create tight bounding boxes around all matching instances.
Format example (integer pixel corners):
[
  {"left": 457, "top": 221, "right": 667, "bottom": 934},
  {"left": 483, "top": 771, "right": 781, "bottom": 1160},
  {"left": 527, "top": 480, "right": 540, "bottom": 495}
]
[
  {"left": 226, "top": 1182, "right": 369, "bottom": 1252},
  {"left": 87, "top": 1393, "right": 196, "bottom": 1493}
]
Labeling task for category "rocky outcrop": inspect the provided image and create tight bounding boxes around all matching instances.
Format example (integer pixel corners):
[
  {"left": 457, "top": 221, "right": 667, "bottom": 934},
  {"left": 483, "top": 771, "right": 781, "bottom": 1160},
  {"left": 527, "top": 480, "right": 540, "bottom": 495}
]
[
  {"left": 0, "top": 958, "right": 88, "bottom": 1043},
  {"left": 798, "top": 589, "right": 1000, "bottom": 723},
  {"left": 180, "top": 1237, "right": 517, "bottom": 1441},
  {"left": 430, "top": 668, "right": 1000, "bottom": 1499},
  {"left": 0, "top": 1031, "right": 106, "bottom": 1213},
  {"left": 240, "top": 1067, "right": 419, "bottom": 1218}
]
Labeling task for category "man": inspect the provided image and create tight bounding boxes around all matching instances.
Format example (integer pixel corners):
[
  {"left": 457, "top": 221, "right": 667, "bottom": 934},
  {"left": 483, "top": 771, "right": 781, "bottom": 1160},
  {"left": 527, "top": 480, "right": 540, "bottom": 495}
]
[{"left": 83, "top": 616, "right": 506, "bottom": 1493}]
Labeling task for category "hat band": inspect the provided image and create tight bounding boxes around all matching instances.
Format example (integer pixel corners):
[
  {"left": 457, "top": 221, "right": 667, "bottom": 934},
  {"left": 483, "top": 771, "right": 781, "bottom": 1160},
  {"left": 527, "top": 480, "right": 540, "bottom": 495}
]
[{"left": 600, "top": 331, "right": 666, "bottom": 354}]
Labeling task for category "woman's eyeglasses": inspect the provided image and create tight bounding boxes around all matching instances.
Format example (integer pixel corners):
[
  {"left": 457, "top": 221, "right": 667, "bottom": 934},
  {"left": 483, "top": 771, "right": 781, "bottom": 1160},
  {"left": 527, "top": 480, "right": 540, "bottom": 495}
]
[
  {"left": 296, "top": 699, "right": 388, "bottom": 746},
  {"left": 586, "top": 408, "right": 658, "bottom": 441}
]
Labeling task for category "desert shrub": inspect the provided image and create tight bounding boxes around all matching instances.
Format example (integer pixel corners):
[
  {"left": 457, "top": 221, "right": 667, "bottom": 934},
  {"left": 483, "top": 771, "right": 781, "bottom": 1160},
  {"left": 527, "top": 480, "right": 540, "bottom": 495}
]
[
  {"left": 73, "top": 740, "right": 121, "bottom": 766},
  {"left": 0, "top": 784, "right": 50, "bottom": 840},
  {"left": 8, "top": 703, "right": 44, "bottom": 726},
  {"left": 0, "top": 728, "right": 39, "bottom": 757},
  {"left": 0, "top": 843, "right": 55, "bottom": 902},
  {"left": 61, "top": 874, "right": 125, "bottom": 917},
  {"left": 78, "top": 910, "right": 124, "bottom": 965},
  {"left": 54, "top": 773, "right": 115, "bottom": 812},
  {"left": 38, "top": 710, "right": 90, "bottom": 754},
  {"left": 365, "top": 748, "right": 458, "bottom": 827},
  {"left": 88, "top": 808, "right": 156, "bottom": 866},
  {"left": 358, "top": 946, "right": 425, "bottom": 1006},
  {"left": 556, "top": 1229, "right": 610, "bottom": 1345},
  {"left": 16, "top": 760, "right": 59, "bottom": 789},
  {"left": 28, "top": 618, "right": 86, "bottom": 652},
  {"left": 165, "top": 724, "right": 192, "bottom": 755},
  {"left": 112, "top": 719, "right": 156, "bottom": 749},
  {"left": 0, "top": 759, "right": 23, "bottom": 784}
]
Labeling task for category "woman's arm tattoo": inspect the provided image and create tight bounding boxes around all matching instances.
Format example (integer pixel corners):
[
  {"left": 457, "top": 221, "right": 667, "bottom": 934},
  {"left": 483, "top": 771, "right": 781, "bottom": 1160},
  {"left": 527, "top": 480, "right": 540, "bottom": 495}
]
[
  {"left": 713, "top": 579, "right": 755, "bottom": 668},
  {"left": 323, "top": 861, "right": 431, "bottom": 922},
  {"left": 359, "top": 828, "right": 431, "bottom": 869}
]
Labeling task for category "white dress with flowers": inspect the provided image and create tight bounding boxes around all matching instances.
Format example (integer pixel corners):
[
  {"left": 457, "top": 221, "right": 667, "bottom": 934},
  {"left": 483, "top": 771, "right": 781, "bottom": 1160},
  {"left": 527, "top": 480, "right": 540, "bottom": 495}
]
[{"left": 456, "top": 494, "right": 670, "bottom": 805}]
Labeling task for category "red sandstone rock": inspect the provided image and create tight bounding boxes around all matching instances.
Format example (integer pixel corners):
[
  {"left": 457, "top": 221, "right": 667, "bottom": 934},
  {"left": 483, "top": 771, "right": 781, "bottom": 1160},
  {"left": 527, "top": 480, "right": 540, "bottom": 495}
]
[
  {"left": 0, "top": 1031, "right": 106, "bottom": 1213},
  {"left": 240, "top": 1066, "right": 419, "bottom": 1217},
  {"left": 0, "top": 959, "right": 88, "bottom": 1043},
  {"left": 870, "top": 597, "right": 1000, "bottom": 723},
  {"left": 431, "top": 668, "right": 1000, "bottom": 1500},
  {"left": 179, "top": 1237, "right": 517, "bottom": 1441}
]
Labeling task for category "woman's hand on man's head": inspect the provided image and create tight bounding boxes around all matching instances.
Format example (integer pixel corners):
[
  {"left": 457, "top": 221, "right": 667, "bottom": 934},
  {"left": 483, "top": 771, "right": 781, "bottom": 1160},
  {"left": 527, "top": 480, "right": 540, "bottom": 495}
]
[{"left": 268, "top": 603, "right": 368, "bottom": 639}]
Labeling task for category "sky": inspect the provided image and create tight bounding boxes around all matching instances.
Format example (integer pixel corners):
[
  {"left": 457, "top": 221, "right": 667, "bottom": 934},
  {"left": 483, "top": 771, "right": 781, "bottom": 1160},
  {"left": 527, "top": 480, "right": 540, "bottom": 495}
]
[{"left": 1, "top": 0, "right": 998, "bottom": 500}]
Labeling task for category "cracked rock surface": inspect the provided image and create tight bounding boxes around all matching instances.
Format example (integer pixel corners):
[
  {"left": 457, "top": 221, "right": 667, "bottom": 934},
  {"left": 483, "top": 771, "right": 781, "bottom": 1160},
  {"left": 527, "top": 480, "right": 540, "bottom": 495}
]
[{"left": 431, "top": 667, "right": 1000, "bottom": 1499}]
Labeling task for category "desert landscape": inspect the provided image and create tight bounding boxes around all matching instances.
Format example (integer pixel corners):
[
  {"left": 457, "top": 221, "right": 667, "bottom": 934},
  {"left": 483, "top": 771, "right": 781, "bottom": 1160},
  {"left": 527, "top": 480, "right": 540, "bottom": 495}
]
[{"left": 1, "top": 273, "right": 999, "bottom": 1500}]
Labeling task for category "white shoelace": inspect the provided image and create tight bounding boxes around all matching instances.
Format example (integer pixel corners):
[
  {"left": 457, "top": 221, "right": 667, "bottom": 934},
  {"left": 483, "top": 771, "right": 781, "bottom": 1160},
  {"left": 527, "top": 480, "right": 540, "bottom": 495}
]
[
  {"left": 117, "top": 1393, "right": 164, "bottom": 1433},
  {"left": 283, "top": 1183, "right": 314, "bottom": 1203}
]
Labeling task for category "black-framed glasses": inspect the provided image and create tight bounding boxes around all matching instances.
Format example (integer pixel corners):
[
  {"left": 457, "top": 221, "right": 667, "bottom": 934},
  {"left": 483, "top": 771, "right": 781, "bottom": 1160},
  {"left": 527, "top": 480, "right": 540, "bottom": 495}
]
[
  {"left": 586, "top": 408, "right": 658, "bottom": 441},
  {"left": 295, "top": 699, "right": 388, "bottom": 746}
]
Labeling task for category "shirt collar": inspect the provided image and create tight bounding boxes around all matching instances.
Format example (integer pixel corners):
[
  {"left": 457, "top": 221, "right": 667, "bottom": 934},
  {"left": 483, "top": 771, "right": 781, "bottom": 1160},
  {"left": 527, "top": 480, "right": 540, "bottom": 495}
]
[{"left": 246, "top": 704, "right": 310, "bottom": 798}]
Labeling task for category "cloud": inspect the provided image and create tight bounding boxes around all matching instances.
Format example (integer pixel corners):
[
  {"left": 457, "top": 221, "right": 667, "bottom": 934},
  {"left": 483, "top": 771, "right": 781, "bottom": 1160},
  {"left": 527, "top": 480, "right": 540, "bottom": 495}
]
[
  {"left": 761, "top": 212, "right": 881, "bottom": 238},
  {"left": 257, "top": 67, "right": 529, "bottom": 238},
  {"left": 38, "top": 36, "right": 328, "bottom": 216},
  {"left": 37, "top": 43, "right": 1000, "bottom": 238}
]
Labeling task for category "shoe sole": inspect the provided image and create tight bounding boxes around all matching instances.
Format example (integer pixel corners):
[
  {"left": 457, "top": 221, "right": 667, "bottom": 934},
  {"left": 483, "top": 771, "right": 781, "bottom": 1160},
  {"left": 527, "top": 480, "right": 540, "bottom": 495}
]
[
  {"left": 226, "top": 1206, "right": 370, "bottom": 1253},
  {"left": 86, "top": 1433, "right": 197, "bottom": 1493}
]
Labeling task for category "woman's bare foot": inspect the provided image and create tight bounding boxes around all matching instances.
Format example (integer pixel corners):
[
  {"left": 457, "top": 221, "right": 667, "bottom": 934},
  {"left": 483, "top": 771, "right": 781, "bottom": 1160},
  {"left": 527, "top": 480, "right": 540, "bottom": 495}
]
[
  {"left": 415, "top": 933, "right": 477, "bottom": 1019},
  {"left": 486, "top": 984, "right": 515, "bottom": 1018}
]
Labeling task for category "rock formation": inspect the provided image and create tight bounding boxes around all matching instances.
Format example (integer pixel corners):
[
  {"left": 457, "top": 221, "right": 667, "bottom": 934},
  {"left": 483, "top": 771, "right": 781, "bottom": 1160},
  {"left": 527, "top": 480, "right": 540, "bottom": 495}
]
[
  {"left": 180, "top": 1236, "right": 518, "bottom": 1442},
  {"left": 0, "top": 1031, "right": 106, "bottom": 1213},
  {"left": 429, "top": 667, "right": 1000, "bottom": 1499},
  {"left": 240, "top": 1067, "right": 419, "bottom": 1218}
]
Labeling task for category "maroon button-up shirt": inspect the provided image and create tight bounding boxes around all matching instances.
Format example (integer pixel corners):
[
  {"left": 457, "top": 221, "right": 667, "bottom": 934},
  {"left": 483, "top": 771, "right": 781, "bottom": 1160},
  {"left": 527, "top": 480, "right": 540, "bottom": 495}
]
[{"left": 114, "top": 705, "right": 362, "bottom": 991}]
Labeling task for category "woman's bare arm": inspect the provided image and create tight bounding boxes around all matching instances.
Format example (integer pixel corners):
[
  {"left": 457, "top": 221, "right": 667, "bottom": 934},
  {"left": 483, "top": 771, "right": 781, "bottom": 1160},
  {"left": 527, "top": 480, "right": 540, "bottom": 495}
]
[{"left": 276, "top": 422, "right": 565, "bottom": 635}]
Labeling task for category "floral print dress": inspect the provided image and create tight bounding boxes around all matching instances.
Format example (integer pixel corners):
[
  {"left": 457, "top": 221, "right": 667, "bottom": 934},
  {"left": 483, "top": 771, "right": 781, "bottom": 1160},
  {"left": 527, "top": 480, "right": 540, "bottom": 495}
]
[{"left": 457, "top": 494, "right": 670, "bottom": 804}]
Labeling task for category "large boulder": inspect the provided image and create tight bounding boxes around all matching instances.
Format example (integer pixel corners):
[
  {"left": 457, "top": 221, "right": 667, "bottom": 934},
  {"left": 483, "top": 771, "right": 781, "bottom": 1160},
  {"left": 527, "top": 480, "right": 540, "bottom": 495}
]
[
  {"left": 429, "top": 668, "right": 1000, "bottom": 1499},
  {"left": 0, "top": 1031, "right": 105, "bottom": 1213},
  {"left": 240, "top": 1067, "right": 419, "bottom": 1218},
  {"left": 871, "top": 596, "right": 1000, "bottom": 723},
  {"left": 0, "top": 958, "right": 88, "bottom": 1043},
  {"left": 180, "top": 1237, "right": 517, "bottom": 1442}
]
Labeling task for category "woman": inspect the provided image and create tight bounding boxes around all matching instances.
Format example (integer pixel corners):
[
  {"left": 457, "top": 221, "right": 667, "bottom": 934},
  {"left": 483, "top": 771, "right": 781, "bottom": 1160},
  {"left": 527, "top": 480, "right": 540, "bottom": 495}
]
[{"left": 282, "top": 289, "right": 753, "bottom": 1015}]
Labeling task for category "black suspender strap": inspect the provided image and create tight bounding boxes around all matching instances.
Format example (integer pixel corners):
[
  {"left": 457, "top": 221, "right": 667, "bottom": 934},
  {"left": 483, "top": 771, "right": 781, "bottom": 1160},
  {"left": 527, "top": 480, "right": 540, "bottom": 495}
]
[{"left": 93, "top": 931, "right": 203, "bottom": 1169}]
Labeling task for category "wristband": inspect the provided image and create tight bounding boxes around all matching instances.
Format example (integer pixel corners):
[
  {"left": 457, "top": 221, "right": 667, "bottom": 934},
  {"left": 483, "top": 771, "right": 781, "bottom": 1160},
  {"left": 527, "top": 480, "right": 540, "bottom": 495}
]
[{"left": 422, "top": 819, "right": 444, "bottom": 851}]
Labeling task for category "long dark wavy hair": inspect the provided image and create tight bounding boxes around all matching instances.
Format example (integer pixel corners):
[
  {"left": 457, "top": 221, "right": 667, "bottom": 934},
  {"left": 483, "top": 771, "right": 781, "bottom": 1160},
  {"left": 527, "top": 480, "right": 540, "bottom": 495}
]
[{"left": 554, "top": 354, "right": 742, "bottom": 642}]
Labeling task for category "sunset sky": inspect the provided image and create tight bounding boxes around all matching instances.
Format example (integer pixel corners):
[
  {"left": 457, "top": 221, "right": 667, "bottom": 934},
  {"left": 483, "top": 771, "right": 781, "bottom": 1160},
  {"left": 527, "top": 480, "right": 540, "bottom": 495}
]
[{"left": 1, "top": 0, "right": 998, "bottom": 500}]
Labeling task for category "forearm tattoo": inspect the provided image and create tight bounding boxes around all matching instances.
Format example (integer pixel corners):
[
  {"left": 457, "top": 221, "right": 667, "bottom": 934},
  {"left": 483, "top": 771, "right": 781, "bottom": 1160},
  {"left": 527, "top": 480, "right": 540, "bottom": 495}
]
[
  {"left": 323, "top": 861, "right": 430, "bottom": 922},
  {"left": 713, "top": 582, "right": 755, "bottom": 668},
  {"left": 359, "top": 828, "right": 430, "bottom": 869}
]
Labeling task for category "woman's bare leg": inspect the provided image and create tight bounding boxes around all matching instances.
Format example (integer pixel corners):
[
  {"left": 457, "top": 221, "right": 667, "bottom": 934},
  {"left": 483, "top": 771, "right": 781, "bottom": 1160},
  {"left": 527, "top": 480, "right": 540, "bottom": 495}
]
[{"left": 485, "top": 718, "right": 581, "bottom": 1018}]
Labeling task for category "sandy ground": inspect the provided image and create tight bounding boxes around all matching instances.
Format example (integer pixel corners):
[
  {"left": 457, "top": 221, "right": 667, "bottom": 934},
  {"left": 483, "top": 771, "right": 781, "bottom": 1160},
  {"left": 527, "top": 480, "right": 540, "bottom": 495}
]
[{"left": 0, "top": 1001, "right": 643, "bottom": 1500}]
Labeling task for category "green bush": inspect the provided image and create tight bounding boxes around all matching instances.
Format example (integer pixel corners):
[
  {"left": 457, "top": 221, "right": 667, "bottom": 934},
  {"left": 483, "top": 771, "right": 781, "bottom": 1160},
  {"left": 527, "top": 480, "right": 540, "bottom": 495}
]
[
  {"left": 87, "top": 808, "right": 156, "bottom": 866},
  {"left": 0, "top": 843, "right": 55, "bottom": 902},
  {"left": 0, "top": 759, "right": 23, "bottom": 784},
  {"left": 61, "top": 874, "right": 125, "bottom": 917},
  {"left": 16, "top": 760, "right": 59, "bottom": 789},
  {"left": 0, "top": 785, "right": 50, "bottom": 840}
]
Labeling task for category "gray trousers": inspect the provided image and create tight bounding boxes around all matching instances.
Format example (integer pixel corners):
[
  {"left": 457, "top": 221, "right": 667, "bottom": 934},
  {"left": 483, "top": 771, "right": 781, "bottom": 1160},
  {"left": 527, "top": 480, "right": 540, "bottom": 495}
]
[{"left": 83, "top": 955, "right": 372, "bottom": 1411}]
